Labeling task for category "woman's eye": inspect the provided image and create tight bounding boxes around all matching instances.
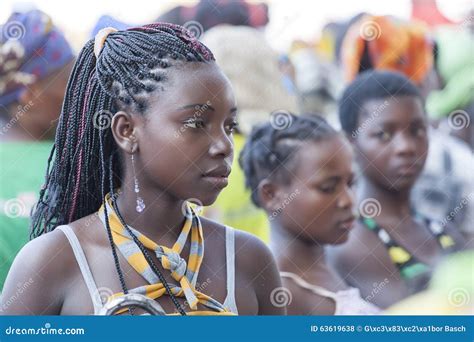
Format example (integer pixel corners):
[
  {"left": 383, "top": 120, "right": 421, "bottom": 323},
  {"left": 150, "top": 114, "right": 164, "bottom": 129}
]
[
  {"left": 318, "top": 184, "right": 337, "bottom": 194},
  {"left": 412, "top": 126, "right": 427, "bottom": 137},
  {"left": 375, "top": 131, "right": 392, "bottom": 141},
  {"left": 184, "top": 119, "right": 205, "bottom": 129},
  {"left": 225, "top": 121, "right": 239, "bottom": 133}
]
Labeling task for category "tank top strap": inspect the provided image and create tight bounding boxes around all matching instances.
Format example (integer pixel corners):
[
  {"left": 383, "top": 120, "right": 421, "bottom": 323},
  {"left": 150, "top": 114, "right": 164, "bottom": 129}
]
[{"left": 56, "top": 225, "right": 103, "bottom": 314}]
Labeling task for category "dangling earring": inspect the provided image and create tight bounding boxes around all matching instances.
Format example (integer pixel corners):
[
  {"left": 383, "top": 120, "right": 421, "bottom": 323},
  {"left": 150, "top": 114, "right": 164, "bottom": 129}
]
[{"left": 131, "top": 153, "right": 145, "bottom": 213}]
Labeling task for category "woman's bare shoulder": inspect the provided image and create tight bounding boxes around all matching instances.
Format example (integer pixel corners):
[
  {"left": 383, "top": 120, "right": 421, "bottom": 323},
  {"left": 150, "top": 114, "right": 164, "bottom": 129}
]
[{"left": 1, "top": 227, "right": 77, "bottom": 314}]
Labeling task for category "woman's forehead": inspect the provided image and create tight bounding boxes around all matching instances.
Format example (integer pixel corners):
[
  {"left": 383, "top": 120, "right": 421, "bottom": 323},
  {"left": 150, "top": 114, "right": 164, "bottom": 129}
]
[
  {"left": 153, "top": 63, "right": 235, "bottom": 107},
  {"left": 361, "top": 96, "right": 425, "bottom": 126},
  {"left": 294, "top": 138, "right": 352, "bottom": 178},
  {"left": 142, "top": 65, "right": 235, "bottom": 120}
]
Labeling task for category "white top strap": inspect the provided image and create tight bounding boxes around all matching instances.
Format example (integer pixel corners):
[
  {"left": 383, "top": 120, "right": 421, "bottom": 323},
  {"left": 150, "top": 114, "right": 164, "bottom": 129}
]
[
  {"left": 56, "top": 225, "right": 102, "bottom": 314},
  {"left": 222, "top": 226, "right": 238, "bottom": 314},
  {"left": 280, "top": 271, "right": 337, "bottom": 299}
]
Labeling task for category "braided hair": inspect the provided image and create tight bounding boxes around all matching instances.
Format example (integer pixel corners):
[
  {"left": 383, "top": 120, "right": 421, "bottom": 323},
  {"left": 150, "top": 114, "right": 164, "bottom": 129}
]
[
  {"left": 239, "top": 112, "right": 338, "bottom": 208},
  {"left": 31, "top": 23, "right": 214, "bottom": 237},
  {"left": 30, "top": 23, "right": 215, "bottom": 315}
]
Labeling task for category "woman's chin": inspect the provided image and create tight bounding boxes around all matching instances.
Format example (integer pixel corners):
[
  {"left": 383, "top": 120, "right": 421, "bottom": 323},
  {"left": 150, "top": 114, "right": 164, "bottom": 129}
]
[{"left": 182, "top": 191, "right": 221, "bottom": 208}]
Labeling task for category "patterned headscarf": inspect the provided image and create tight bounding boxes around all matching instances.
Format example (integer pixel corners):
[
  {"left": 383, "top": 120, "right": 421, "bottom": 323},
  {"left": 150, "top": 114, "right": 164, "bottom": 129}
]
[{"left": 0, "top": 9, "right": 74, "bottom": 107}]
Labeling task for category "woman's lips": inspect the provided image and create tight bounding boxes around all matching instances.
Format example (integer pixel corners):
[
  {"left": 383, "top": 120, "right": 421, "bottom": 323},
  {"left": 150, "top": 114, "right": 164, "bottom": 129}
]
[
  {"left": 202, "top": 164, "right": 231, "bottom": 189},
  {"left": 338, "top": 217, "right": 355, "bottom": 231},
  {"left": 394, "top": 161, "right": 422, "bottom": 177},
  {"left": 201, "top": 175, "right": 229, "bottom": 188}
]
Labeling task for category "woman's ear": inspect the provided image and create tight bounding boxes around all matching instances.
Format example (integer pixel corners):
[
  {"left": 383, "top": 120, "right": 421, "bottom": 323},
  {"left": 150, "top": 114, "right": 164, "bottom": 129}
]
[
  {"left": 257, "top": 179, "right": 283, "bottom": 213},
  {"left": 111, "top": 111, "right": 139, "bottom": 154}
]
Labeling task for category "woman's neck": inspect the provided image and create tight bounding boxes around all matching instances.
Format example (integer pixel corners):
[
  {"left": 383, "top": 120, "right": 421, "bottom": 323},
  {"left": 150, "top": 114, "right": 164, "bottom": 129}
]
[
  {"left": 114, "top": 177, "right": 187, "bottom": 244},
  {"left": 270, "top": 221, "right": 327, "bottom": 279},
  {"left": 358, "top": 177, "right": 412, "bottom": 219}
]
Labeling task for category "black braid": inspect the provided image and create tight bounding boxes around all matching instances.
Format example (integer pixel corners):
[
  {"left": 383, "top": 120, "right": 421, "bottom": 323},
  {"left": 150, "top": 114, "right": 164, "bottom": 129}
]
[{"left": 239, "top": 112, "right": 338, "bottom": 207}]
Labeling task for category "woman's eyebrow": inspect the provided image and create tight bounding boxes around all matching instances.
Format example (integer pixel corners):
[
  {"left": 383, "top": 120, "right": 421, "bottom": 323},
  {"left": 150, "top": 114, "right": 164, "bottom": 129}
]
[
  {"left": 308, "top": 174, "right": 340, "bottom": 184},
  {"left": 178, "top": 103, "right": 216, "bottom": 111},
  {"left": 410, "top": 117, "right": 426, "bottom": 125},
  {"left": 178, "top": 104, "right": 238, "bottom": 115}
]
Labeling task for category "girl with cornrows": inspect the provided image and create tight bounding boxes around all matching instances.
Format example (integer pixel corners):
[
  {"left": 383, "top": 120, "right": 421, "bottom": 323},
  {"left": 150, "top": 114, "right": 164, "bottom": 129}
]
[
  {"left": 1, "top": 24, "right": 283, "bottom": 315},
  {"left": 240, "top": 113, "right": 379, "bottom": 315}
]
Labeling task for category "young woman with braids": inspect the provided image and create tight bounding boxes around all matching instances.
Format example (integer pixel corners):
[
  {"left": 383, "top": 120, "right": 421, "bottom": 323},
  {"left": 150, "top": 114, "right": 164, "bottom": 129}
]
[
  {"left": 1, "top": 24, "right": 283, "bottom": 315},
  {"left": 240, "top": 112, "right": 379, "bottom": 315}
]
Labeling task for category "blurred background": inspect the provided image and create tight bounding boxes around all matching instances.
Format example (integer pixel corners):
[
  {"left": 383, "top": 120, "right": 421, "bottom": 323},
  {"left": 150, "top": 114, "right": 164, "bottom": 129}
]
[
  {"left": 0, "top": 0, "right": 472, "bottom": 315},
  {"left": 1, "top": 0, "right": 472, "bottom": 52}
]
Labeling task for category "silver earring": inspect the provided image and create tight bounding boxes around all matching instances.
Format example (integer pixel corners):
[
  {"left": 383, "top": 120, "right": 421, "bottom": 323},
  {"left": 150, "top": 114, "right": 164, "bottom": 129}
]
[{"left": 131, "top": 153, "right": 145, "bottom": 213}]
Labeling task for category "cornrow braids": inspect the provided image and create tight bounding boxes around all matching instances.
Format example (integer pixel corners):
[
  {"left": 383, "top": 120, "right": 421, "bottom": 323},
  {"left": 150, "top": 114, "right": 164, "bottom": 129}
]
[
  {"left": 30, "top": 23, "right": 215, "bottom": 315},
  {"left": 239, "top": 112, "right": 338, "bottom": 208}
]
